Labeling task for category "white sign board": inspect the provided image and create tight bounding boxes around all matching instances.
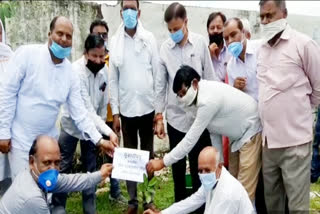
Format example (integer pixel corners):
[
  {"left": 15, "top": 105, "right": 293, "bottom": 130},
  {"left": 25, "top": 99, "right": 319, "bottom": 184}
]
[{"left": 111, "top": 148, "right": 149, "bottom": 183}]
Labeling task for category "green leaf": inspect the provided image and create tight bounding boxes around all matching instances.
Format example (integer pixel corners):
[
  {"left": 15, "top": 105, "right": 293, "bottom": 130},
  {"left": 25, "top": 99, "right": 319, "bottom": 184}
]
[
  {"left": 147, "top": 188, "right": 155, "bottom": 195},
  {"left": 148, "top": 177, "right": 157, "bottom": 187},
  {"left": 145, "top": 191, "right": 152, "bottom": 204}
]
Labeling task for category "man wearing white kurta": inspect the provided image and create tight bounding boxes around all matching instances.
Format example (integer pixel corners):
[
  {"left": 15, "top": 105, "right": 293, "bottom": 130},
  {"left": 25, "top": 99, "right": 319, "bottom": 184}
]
[
  {"left": 0, "top": 16, "right": 115, "bottom": 180},
  {"left": 145, "top": 147, "right": 254, "bottom": 214},
  {"left": 147, "top": 65, "right": 262, "bottom": 201},
  {"left": 0, "top": 19, "right": 13, "bottom": 196}
]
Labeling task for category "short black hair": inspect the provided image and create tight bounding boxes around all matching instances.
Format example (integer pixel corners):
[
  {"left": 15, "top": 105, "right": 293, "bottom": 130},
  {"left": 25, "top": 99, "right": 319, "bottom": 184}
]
[
  {"left": 207, "top": 12, "right": 227, "bottom": 29},
  {"left": 224, "top": 17, "right": 243, "bottom": 31},
  {"left": 121, "top": 0, "right": 139, "bottom": 9},
  {"left": 164, "top": 2, "right": 187, "bottom": 23},
  {"left": 259, "top": 0, "right": 286, "bottom": 10},
  {"left": 84, "top": 34, "right": 105, "bottom": 53},
  {"left": 173, "top": 65, "right": 200, "bottom": 94},
  {"left": 49, "top": 16, "right": 61, "bottom": 32},
  {"left": 90, "top": 19, "right": 109, "bottom": 34},
  {"left": 29, "top": 138, "right": 38, "bottom": 157}
]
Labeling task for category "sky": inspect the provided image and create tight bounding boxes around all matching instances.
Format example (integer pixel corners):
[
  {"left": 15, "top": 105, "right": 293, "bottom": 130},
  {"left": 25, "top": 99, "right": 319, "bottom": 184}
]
[{"left": 90, "top": 1, "right": 320, "bottom": 17}]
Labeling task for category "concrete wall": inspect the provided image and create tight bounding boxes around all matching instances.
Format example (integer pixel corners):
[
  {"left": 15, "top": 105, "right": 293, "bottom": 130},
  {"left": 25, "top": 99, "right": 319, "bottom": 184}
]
[
  {"left": 5, "top": 1, "right": 320, "bottom": 61},
  {"left": 5, "top": 0, "right": 101, "bottom": 61}
]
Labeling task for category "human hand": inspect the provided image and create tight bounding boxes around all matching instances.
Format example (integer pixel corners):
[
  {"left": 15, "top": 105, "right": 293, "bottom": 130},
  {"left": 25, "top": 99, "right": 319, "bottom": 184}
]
[
  {"left": 109, "top": 132, "right": 119, "bottom": 147},
  {"left": 146, "top": 159, "right": 165, "bottom": 175},
  {"left": 233, "top": 77, "right": 247, "bottom": 91},
  {"left": 154, "top": 120, "right": 166, "bottom": 139},
  {"left": 100, "top": 163, "right": 113, "bottom": 180},
  {"left": 99, "top": 139, "right": 116, "bottom": 157},
  {"left": 209, "top": 43, "right": 219, "bottom": 59},
  {"left": 113, "top": 114, "right": 121, "bottom": 136},
  {"left": 0, "top": 139, "right": 11, "bottom": 153}
]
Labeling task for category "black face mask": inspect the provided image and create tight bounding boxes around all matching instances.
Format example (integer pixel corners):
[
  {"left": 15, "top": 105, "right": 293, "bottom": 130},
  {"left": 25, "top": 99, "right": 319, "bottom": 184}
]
[
  {"left": 86, "top": 59, "right": 105, "bottom": 75},
  {"left": 209, "top": 33, "right": 224, "bottom": 46}
]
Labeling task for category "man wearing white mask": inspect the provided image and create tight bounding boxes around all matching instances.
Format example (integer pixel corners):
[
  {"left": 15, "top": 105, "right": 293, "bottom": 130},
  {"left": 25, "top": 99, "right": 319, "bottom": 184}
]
[
  {"left": 0, "top": 19, "right": 13, "bottom": 196},
  {"left": 258, "top": 0, "right": 320, "bottom": 212},
  {"left": 0, "top": 16, "right": 116, "bottom": 180},
  {"left": 145, "top": 146, "right": 254, "bottom": 214},
  {"left": 148, "top": 65, "right": 262, "bottom": 203},
  {"left": 108, "top": 0, "right": 159, "bottom": 213}
]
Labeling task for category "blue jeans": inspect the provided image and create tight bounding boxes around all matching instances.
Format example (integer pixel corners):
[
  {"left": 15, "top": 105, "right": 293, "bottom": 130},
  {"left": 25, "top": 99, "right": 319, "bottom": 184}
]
[{"left": 311, "top": 108, "right": 320, "bottom": 183}]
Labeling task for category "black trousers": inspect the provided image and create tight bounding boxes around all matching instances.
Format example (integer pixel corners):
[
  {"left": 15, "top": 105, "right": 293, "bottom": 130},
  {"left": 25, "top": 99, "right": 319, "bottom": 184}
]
[
  {"left": 167, "top": 123, "right": 211, "bottom": 214},
  {"left": 121, "top": 111, "right": 155, "bottom": 208}
]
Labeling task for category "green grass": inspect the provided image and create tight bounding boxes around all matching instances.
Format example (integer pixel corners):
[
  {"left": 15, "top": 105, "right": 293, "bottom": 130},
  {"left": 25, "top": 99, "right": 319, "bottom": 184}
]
[
  {"left": 311, "top": 180, "right": 320, "bottom": 212},
  {"left": 66, "top": 173, "right": 174, "bottom": 214},
  {"left": 66, "top": 171, "right": 320, "bottom": 213}
]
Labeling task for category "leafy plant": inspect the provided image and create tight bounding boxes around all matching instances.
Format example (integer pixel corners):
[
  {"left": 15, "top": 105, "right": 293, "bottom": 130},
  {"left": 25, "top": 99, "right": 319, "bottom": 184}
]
[
  {"left": 0, "top": 1, "right": 18, "bottom": 29},
  {"left": 140, "top": 173, "right": 158, "bottom": 204}
]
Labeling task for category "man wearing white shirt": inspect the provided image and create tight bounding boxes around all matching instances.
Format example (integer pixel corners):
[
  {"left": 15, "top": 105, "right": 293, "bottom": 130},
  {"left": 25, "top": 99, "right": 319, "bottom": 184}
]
[
  {"left": 51, "top": 34, "right": 117, "bottom": 214},
  {"left": 153, "top": 4, "right": 214, "bottom": 209},
  {"left": 207, "top": 12, "right": 231, "bottom": 82},
  {"left": 224, "top": 18, "right": 260, "bottom": 102},
  {"left": 108, "top": 1, "right": 159, "bottom": 213},
  {"left": 145, "top": 146, "right": 254, "bottom": 214},
  {"left": 0, "top": 16, "right": 116, "bottom": 180},
  {"left": 148, "top": 65, "right": 262, "bottom": 202}
]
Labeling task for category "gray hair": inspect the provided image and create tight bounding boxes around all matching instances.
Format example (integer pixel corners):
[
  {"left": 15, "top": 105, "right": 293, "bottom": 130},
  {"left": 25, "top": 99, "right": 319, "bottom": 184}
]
[{"left": 259, "top": 0, "right": 286, "bottom": 10}]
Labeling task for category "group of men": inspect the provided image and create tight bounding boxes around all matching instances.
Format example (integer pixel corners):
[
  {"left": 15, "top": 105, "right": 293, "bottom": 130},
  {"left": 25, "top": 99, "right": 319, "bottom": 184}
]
[{"left": 0, "top": 0, "right": 319, "bottom": 214}]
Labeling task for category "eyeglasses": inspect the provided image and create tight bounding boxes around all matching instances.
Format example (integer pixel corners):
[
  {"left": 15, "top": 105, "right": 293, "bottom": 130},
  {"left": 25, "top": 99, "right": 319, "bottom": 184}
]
[{"left": 98, "top": 32, "right": 108, "bottom": 40}]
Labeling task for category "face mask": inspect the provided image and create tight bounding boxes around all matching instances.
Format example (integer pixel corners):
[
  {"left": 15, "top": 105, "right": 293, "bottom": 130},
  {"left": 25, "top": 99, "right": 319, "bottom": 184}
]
[
  {"left": 86, "top": 59, "right": 105, "bottom": 74},
  {"left": 170, "top": 26, "right": 185, "bottom": 44},
  {"left": 261, "top": 18, "right": 287, "bottom": 42},
  {"left": 228, "top": 39, "right": 244, "bottom": 58},
  {"left": 199, "top": 172, "right": 218, "bottom": 192},
  {"left": 32, "top": 162, "right": 59, "bottom": 192},
  {"left": 180, "top": 84, "right": 198, "bottom": 106},
  {"left": 122, "top": 9, "right": 138, "bottom": 29},
  {"left": 49, "top": 41, "right": 71, "bottom": 59},
  {"left": 209, "top": 32, "right": 224, "bottom": 46}
]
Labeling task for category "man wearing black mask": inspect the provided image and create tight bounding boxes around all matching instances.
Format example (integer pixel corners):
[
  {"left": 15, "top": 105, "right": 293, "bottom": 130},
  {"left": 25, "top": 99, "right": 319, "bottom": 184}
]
[
  {"left": 51, "top": 34, "right": 118, "bottom": 214},
  {"left": 207, "top": 12, "right": 231, "bottom": 82}
]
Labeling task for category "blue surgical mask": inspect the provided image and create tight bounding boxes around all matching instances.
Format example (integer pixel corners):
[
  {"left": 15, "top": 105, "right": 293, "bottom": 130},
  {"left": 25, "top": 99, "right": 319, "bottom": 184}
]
[
  {"left": 228, "top": 41, "right": 243, "bottom": 58},
  {"left": 49, "top": 41, "right": 71, "bottom": 59},
  {"left": 170, "top": 27, "right": 185, "bottom": 44},
  {"left": 199, "top": 172, "right": 218, "bottom": 192},
  {"left": 122, "top": 9, "right": 138, "bottom": 29},
  {"left": 32, "top": 164, "right": 59, "bottom": 192}
]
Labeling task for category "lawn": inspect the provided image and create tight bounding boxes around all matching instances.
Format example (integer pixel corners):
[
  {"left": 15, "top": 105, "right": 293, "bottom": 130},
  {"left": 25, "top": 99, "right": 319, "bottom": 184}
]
[{"left": 66, "top": 168, "right": 320, "bottom": 214}]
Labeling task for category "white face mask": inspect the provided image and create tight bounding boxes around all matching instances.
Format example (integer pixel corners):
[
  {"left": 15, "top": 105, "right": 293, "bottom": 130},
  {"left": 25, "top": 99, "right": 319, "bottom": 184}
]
[
  {"left": 179, "top": 85, "right": 198, "bottom": 106},
  {"left": 261, "top": 18, "right": 287, "bottom": 43}
]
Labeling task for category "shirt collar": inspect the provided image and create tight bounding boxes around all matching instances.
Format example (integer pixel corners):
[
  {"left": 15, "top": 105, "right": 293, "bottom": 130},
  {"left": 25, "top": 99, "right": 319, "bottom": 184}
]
[
  {"left": 280, "top": 24, "right": 291, "bottom": 40},
  {"left": 169, "top": 31, "right": 194, "bottom": 49}
]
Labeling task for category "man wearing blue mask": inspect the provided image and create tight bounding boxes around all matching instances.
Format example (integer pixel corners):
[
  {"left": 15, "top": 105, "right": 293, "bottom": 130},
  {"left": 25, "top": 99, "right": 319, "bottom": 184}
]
[
  {"left": 145, "top": 146, "right": 254, "bottom": 214},
  {"left": 0, "top": 135, "right": 113, "bottom": 214},
  {"left": 153, "top": 4, "right": 215, "bottom": 211},
  {"left": 108, "top": 1, "right": 159, "bottom": 213},
  {"left": 223, "top": 18, "right": 260, "bottom": 102},
  {"left": 0, "top": 16, "right": 116, "bottom": 181},
  {"left": 148, "top": 65, "right": 262, "bottom": 204}
]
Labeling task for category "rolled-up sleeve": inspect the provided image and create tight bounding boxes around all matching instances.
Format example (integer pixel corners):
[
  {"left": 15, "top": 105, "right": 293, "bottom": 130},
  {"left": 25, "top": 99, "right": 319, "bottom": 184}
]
[
  {"left": 303, "top": 40, "right": 320, "bottom": 107},
  {"left": 154, "top": 47, "right": 168, "bottom": 114},
  {"left": 54, "top": 171, "right": 102, "bottom": 193},
  {"left": 67, "top": 72, "right": 102, "bottom": 144},
  {"left": 162, "top": 186, "right": 206, "bottom": 214},
  {"left": 0, "top": 46, "right": 27, "bottom": 139}
]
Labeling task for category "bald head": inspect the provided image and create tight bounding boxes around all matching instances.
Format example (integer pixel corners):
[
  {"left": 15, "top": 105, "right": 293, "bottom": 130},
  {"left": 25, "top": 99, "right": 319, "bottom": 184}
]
[
  {"left": 50, "top": 16, "right": 73, "bottom": 32},
  {"left": 198, "top": 146, "right": 222, "bottom": 176},
  {"left": 29, "top": 135, "right": 61, "bottom": 173}
]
